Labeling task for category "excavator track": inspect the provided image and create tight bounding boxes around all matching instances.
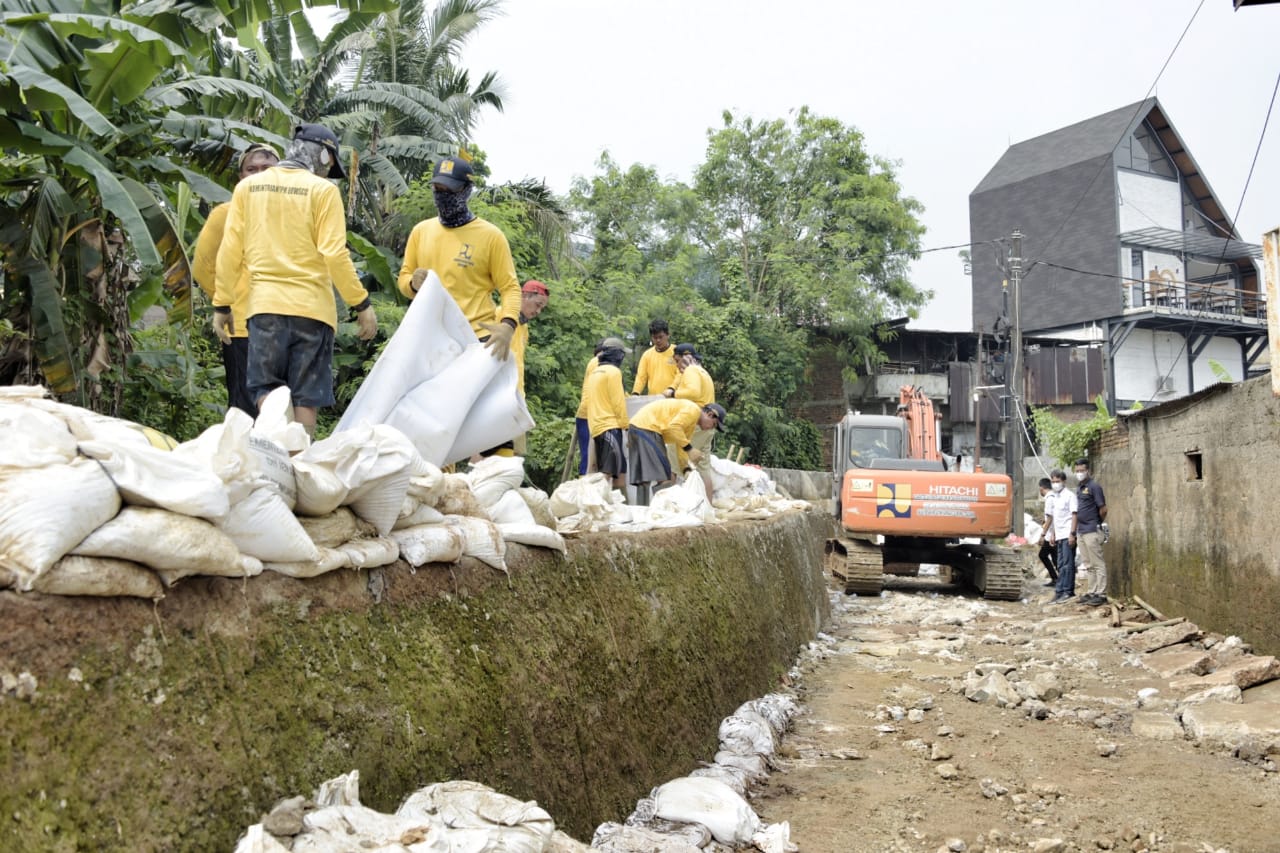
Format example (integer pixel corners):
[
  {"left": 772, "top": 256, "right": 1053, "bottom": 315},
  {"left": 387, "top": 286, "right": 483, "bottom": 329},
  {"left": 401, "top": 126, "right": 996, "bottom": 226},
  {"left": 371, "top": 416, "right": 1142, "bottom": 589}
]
[
  {"left": 972, "top": 544, "right": 1022, "bottom": 601},
  {"left": 829, "top": 538, "right": 885, "bottom": 596}
]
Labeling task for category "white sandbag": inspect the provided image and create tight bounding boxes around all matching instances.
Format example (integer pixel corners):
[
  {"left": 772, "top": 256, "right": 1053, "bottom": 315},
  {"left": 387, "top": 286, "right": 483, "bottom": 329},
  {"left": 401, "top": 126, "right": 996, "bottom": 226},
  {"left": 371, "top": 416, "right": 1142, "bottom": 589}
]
[
  {"left": 0, "top": 402, "right": 78, "bottom": 467},
  {"left": 549, "top": 473, "right": 614, "bottom": 518},
  {"left": 592, "top": 821, "right": 705, "bottom": 853},
  {"left": 264, "top": 546, "right": 349, "bottom": 579},
  {"left": 22, "top": 396, "right": 178, "bottom": 450},
  {"left": 650, "top": 471, "right": 715, "bottom": 524},
  {"left": 406, "top": 466, "right": 445, "bottom": 506},
  {"left": 435, "top": 473, "right": 487, "bottom": 518},
  {"left": 516, "top": 487, "right": 556, "bottom": 529},
  {"left": 158, "top": 554, "right": 262, "bottom": 587},
  {"left": 337, "top": 275, "right": 533, "bottom": 466},
  {"left": 687, "top": 764, "right": 750, "bottom": 796},
  {"left": 651, "top": 776, "right": 761, "bottom": 845},
  {"left": 292, "top": 462, "right": 346, "bottom": 517},
  {"left": 497, "top": 523, "right": 566, "bottom": 553},
  {"left": 314, "top": 770, "right": 361, "bottom": 807},
  {"left": 713, "top": 750, "right": 768, "bottom": 782},
  {"left": 291, "top": 425, "right": 417, "bottom": 535},
  {"left": 298, "top": 508, "right": 365, "bottom": 548},
  {"left": 752, "top": 821, "right": 797, "bottom": 853},
  {"left": 172, "top": 408, "right": 256, "bottom": 494},
  {"left": 719, "top": 710, "right": 777, "bottom": 757},
  {"left": 445, "top": 515, "right": 507, "bottom": 572},
  {"left": 739, "top": 693, "right": 800, "bottom": 737},
  {"left": 466, "top": 455, "right": 527, "bottom": 508},
  {"left": 252, "top": 386, "right": 310, "bottom": 453},
  {"left": 487, "top": 490, "right": 536, "bottom": 525},
  {"left": 79, "top": 439, "right": 230, "bottom": 520},
  {"left": 292, "top": 804, "right": 433, "bottom": 852},
  {"left": 219, "top": 486, "right": 319, "bottom": 563},
  {"left": 338, "top": 537, "right": 399, "bottom": 569},
  {"left": 72, "top": 507, "right": 242, "bottom": 576},
  {"left": 708, "top": 455, "right": 777, "bottom": 498},
  {"left": 0, "top": 458, "right": 121, "bottom": 591},
  {"left": 394, "top": 497, "right": 446, "bottom": 530},
  {"left": 391, "top": 524, "right": 464, "bottom": 567},
  {"left": 233, "top": 825, "right": 292, "bottom": 853},
  {"left": 247, "top": 432, "right": 297, "bottom": 509},
  {"left": 396, "top": 780, "right": 555, "bottom": 853},
  {"left": 32, "top": 555, "right": 163, "bottom": 600}
]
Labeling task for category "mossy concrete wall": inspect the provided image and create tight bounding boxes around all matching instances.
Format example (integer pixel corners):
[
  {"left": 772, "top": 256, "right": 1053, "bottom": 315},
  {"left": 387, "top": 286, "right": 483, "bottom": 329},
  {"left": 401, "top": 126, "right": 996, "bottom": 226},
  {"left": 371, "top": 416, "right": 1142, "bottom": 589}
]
[
  {"left": 0, "top": 510, "right": 830, "bottom": 851},
  {"left": 1094, "top": 376, "right": 1280, "bottom": 655}
]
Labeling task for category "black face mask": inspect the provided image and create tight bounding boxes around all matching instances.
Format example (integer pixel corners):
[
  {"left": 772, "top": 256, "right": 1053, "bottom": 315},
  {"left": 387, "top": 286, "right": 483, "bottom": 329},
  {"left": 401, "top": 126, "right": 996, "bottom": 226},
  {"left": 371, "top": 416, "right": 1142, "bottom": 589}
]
[{"left": 433, "top": 186, "right": 475, "bottom": 228}]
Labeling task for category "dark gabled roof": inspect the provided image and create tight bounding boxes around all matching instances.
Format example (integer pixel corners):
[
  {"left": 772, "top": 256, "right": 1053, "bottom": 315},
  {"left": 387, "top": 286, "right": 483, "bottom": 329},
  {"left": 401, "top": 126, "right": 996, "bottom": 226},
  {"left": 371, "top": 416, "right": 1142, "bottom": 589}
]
[{"left": 972, "top": 99, "right": 1154, "bottom": 195}]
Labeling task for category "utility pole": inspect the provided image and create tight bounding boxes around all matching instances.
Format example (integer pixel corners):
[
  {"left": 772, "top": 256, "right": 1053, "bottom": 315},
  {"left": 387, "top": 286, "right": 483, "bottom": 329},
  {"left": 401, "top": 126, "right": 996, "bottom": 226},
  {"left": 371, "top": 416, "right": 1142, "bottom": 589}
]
[{"left": 1008, "top": 229, "right": 1025, "bottom": 535}]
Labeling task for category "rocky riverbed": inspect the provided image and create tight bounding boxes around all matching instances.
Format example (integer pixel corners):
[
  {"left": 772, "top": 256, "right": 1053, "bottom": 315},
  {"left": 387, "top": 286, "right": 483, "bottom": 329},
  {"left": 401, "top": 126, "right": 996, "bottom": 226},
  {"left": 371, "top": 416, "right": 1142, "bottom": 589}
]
[{"left": 752, "top": 576, "right": 1280, "bottom": 853}]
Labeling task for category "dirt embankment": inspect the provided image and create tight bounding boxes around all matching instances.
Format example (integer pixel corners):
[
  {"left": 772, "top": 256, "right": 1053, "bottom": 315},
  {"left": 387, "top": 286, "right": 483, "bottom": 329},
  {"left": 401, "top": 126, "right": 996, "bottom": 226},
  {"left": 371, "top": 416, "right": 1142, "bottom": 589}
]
[{"left": 755, "top": 576, "right": 1280, "bottom": 853}]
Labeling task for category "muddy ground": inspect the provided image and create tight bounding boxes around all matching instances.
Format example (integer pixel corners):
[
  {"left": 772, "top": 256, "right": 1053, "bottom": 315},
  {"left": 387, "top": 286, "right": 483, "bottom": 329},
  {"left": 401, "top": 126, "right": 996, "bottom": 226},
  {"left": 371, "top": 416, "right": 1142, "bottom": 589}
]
[{"left": 752, "top": 572, "right": 1280, "bottom": 853}]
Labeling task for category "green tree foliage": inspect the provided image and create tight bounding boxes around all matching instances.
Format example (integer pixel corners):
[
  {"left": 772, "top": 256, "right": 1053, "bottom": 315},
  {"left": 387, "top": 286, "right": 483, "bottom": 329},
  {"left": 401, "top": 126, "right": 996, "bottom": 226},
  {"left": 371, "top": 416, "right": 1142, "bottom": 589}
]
[{"left": 1030, "top": 394, "right": 1117, "bottom": 468}]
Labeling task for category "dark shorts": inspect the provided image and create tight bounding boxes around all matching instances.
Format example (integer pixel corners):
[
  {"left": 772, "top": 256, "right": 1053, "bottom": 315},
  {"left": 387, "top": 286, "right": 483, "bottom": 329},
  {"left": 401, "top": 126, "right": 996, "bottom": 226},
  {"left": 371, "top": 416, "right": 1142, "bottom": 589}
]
[
  {"left": 221, "top": 337, "right": 258, "bottom": 418},
  {"left": 593, "top": 428, "right": 627, "bottom": 478},
  {"left": 246, "top": 314, "right": 335, "bottom": 408}
]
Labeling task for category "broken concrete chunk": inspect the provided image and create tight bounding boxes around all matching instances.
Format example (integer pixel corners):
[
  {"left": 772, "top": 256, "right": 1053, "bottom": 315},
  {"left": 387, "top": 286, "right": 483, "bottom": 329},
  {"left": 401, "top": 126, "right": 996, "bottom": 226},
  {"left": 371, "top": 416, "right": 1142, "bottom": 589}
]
[
  {"left": 1170, "top": 655, "right": 1280, "bottom": 692},
  {"left": 1180, "top": 700, "right": 1280, "bottom": 753},
  {"left": 1129, "top": 711, "right": 1185, "bottom": 741},
  {"left": 965, "top": 671, "right": 1022, "bottom": 708},
  {"left": 1140, "top": 647, "right": 1212, "bottom": 679},
  {"left": 1179, "top": 684, "right": 1243, "bottom": 705},
  {"left": 1120, "top": 623, "right": 1202, "bottom": 654}
]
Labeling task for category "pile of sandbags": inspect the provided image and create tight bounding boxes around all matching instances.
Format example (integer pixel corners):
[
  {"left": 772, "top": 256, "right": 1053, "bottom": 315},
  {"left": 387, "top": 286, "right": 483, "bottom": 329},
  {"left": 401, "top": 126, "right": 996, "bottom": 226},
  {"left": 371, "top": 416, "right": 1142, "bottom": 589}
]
[
  {"left": 235, "top": 771, "right": 589, "bottom": 853},
  {"left": 0, "top": 387, "right": 565, "bottom": 600},
  {"left": 593, "top": 692, "right": 800, "bottom": 853}
]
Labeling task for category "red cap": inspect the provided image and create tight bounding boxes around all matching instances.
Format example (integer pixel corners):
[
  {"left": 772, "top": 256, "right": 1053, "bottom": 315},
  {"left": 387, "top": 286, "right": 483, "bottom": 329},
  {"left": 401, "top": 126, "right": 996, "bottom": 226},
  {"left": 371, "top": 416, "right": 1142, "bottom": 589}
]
[{"left": 522, "top": 280, "right": 549, "bottom": 296}]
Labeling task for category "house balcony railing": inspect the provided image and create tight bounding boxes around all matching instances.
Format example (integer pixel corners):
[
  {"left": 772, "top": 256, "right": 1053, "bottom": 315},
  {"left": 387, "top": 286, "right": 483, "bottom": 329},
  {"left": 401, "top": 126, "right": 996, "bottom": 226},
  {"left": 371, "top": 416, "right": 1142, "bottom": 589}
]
[{"left": 1121, "top": 277, "right": 1267, "bottom": 320}]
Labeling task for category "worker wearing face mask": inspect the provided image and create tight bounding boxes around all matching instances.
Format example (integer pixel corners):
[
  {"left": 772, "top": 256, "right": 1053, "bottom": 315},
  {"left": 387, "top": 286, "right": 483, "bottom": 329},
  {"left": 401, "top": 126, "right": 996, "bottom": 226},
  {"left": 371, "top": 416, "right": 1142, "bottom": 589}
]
[
  {"left": 1046, "top": 469, "right": 1079, "bottom": 605},
  {"left": 397, "top": 156, "right": 522, "bottom": 362},
  {"left": 1073, "top": 458, "right": 1109, "bottom": 607}
]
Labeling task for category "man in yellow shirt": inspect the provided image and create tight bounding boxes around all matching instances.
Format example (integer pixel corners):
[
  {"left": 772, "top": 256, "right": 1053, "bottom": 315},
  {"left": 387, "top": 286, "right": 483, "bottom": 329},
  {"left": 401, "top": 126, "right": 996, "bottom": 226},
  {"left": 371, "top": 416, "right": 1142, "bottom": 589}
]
[
  {"left": 628, "top": 398, "right": 725, "bottom": 505},
  {"left": 511, "top": 280, "right": 549, "bottom": 397},
  {"left": 581, "top": 342, "right": 629, "bottom": 490},
  {"left": 632, "top": 319, "right": 677, "bottom": 395},
  {"left": 212, "top": 124, "right": 377, "bottom": 435},
  {"left": 397, "top": 157, "right": 521, "bottom": 361},
  {"left": 664, "top": 343, "right": 717, "bottom": 497},
  {"left": 192, "top": 143, "right": 278, "bottom": 416}
]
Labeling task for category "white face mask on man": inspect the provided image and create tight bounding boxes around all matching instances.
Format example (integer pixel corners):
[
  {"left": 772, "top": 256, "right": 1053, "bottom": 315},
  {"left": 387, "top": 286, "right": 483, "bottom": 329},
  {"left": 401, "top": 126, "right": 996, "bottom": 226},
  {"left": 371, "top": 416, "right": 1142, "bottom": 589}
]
[
  {"left": 1075, "top": 471, "right": 1087, "bottom": 482},
  {"left": 1051, "top": 481, "right": 1064, "bottom": 492}
]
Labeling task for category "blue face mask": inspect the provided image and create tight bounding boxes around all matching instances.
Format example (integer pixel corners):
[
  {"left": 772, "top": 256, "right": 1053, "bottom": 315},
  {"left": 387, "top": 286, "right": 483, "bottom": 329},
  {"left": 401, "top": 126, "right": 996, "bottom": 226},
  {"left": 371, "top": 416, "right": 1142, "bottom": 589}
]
[{"left": 433, "top": 186, "right": 475, "bottom": 227}]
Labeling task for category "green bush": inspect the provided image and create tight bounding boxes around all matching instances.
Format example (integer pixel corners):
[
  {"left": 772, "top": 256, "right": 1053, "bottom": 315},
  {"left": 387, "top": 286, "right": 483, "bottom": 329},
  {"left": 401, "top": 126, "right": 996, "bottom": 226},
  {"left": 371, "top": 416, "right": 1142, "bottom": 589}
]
[{"left": 1030, "top": 394, "right": 1116, "bottom": 468}]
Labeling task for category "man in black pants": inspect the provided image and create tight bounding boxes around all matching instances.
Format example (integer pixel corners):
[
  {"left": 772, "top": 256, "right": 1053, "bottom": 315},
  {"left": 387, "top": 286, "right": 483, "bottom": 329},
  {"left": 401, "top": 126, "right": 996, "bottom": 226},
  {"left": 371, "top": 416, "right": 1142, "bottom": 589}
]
[{"left": 1036, "top": 477, "right": 1058, "bottom": 587}]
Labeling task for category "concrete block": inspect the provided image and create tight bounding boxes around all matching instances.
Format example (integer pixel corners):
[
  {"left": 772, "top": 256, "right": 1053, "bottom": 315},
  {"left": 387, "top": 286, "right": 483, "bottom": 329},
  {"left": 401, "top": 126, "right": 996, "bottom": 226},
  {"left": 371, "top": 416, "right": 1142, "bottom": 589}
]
[
  {"left": 1140, "top": 647, "right": 1211, "bottom": 679},
  {"left": 1119, "top": 623, "right": 1202, "bottom": 654},
  {"left": 1129, "top": 711, "right": 1185, "bottom": 741},
  {"left": 1180, "top": 701, "right": 1280, "bottom": 753}
]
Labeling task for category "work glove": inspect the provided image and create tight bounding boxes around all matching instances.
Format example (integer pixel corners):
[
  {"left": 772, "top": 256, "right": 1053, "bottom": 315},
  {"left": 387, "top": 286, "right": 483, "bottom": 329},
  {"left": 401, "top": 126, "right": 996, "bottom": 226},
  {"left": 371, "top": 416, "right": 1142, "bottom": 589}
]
[
  {"left": 410, "top": 268, "right": 429, "bottom": 293},
  {"left": 355, "top": 305, "right": 377, "bottom": 341},
  {"left": 212, "top": 311, "right": 234, "bottom": 346},
  {"left": 686, "top": 448, "right": 704, "bottom": 466},
  {"left": 479, "top": 319, "right": 516, "bottom": 361}
]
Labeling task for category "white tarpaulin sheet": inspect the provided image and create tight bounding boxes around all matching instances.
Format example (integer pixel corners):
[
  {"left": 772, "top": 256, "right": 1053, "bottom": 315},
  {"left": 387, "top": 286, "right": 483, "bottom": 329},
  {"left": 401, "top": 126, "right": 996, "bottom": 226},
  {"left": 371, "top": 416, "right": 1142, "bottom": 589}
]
[{"left": 336, "top": 272, "right": 534, "bottom": 466}]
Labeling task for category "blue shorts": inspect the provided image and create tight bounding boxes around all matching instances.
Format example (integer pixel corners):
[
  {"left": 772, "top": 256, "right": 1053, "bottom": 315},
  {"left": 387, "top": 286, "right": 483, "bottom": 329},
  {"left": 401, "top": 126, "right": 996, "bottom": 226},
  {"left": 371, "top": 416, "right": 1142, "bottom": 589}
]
[{"left": 246, "top": 314, "right": 335, "bottom": 408}]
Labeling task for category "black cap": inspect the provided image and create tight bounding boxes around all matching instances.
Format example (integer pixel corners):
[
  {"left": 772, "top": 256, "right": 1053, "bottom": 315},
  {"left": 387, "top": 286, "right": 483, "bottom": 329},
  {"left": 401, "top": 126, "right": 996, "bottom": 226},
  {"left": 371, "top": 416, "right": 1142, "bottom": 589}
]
[
  {"left": 432, "top": 157, "right": 474, "bottom": 191},
  {"left": 293, "top": 124, "right": 344, "bottom": 179},
  {"left": 674, "top": 343, "right": 699, "bottom": 359},
  {"left": 703, "top": 402, "right": 727, "bottom": 431}
]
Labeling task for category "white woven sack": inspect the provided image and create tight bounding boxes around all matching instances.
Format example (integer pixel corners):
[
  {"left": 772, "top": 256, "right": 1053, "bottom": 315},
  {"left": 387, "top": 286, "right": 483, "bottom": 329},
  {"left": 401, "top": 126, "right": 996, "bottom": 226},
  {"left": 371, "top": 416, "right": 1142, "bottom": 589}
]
[
  {"left": 0, "top": 457, "right": 121, "bottom": 591},
  {"left": 406, "top": 467, "right": 445, "bottom": 506},
  {"left": 712, "top": 750, "right": 768, "bottom": 781},
  {"left": 0, "top": 402, "right": 78, "bottom": 468},
  {"left": 72, "top": 507, "right": 242, "bottom": 576},
  {"left": 548, "top": 473, "right": 613, "bottom": 519},
  {"left": 515, "top": 487, "right": 556, "bottom": 529},
  {"left": 465, "top": 455, "right": 526, "bottom": 508},
  {"left": 718, "top": 710, "right": 777, "bottom": 757},
  {"left": 445, "top": 515, "right": 507, "bottom": 572},
  {"left": 219, "top": 486, "right": 319, "bottom": 563},
  {"left": 264, "top": 546, "right": 348, "bottom": 579},
  {"left": 396, "top": 780, "right": 555, "bottom": 853},
  {"left": 651, "top": 776, "right": 761, "bottom": 845},
  {"left": 252, "top": 386, "right": 310, "bottom": 453},
  {"left": 79, "top": 439, "right": 230, "bottom": 520},
  {"left": 158, "top": 555, "right": 262, "bottom": 588},
  {"left": 394, "top": 499, "right": 446, "bottom": 530},
  {"left": 298, "top": 508, "right": 364, "bottom": 548},
  {"left": 487, "top": 490, "right": 536, "bottom": 525},
  {"left": 391, "top": 524, "right": 464, "bottom": 567},
  {"left": 338, "top": 537, "right": 399, "bottom": 569},
  {"left": 497, "top": 523, "right": 565, "bottom": 553},
  {"left": 291, "top": 425, "right": 416, "bottom": 535},
  {"left": 32, "top": 555, "right": 164, "bottom": 600}
]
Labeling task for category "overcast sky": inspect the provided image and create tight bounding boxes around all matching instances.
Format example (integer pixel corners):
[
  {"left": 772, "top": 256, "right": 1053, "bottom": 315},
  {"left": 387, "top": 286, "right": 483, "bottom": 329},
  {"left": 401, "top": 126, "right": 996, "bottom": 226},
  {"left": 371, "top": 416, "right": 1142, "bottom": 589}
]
[{"left": 459, "top": 0, "right": 1280, "bottom": 331}]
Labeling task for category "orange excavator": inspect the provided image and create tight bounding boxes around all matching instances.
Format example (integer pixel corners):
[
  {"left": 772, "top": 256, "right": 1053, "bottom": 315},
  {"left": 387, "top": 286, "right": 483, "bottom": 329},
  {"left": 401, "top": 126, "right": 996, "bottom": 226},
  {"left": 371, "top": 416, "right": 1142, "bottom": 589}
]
[{"left": 826, "top": 385, "right": 1021, "bottom": 600}]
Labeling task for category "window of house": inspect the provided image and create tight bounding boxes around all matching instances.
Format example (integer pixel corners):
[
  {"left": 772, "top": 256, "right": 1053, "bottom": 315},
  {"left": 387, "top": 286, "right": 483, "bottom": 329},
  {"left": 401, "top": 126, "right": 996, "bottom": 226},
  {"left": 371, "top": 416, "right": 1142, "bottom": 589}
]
[
  {"left": 1120, "top": 123, "right": 1176, "bottom": 179},
  {"left": 1185, "top": 450, "right": 1203, "bottom": 481}
]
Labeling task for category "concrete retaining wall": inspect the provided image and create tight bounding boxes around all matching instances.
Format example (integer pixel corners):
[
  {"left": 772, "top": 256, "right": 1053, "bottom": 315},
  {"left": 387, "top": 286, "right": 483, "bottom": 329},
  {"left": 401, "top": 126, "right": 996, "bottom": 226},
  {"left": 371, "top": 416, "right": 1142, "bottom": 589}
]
[
  {"left": 1094, "top": 376, "right": 1280, "bottom": 656},
  {"left": 0, "top": 510, "right": 830, "bottom": 850}
]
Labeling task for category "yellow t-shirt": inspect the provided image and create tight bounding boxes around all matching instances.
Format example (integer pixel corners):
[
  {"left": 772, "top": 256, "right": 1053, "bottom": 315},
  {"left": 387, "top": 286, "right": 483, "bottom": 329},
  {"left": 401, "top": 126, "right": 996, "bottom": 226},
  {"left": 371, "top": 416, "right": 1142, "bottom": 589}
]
[
  {"left": 632, "top": 345, "right": 678, "bottom": 395},
  {"left": 192, "top": 203, "right": 248, "bottom": 339},
  {"left": 582, "top": 363, "right": 629, "bottom": 436},
  {"left": 673, "top": 363, "right": 715, "bottom": 407},
  {"left": 512, "top": 320, "right": 530, "bottom": 395},
  {"left": 575, "top": 355, "right": 599, "bottom": 419},
  {"left": 396, "top": 217, "right": 521, "bottom": 338},
  {"left": 213, "top": 166, "right": 368, "bottom": 330},
  {"left": 630, "top": 398, "right": 702, "bottom": 469}
]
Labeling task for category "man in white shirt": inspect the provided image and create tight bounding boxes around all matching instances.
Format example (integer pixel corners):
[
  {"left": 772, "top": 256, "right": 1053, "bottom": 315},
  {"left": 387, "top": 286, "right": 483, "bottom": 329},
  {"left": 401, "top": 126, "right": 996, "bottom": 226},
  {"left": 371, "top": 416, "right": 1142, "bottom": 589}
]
[{"left": 1046, "top": 469, "right": 1079, "bottom": 604}]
